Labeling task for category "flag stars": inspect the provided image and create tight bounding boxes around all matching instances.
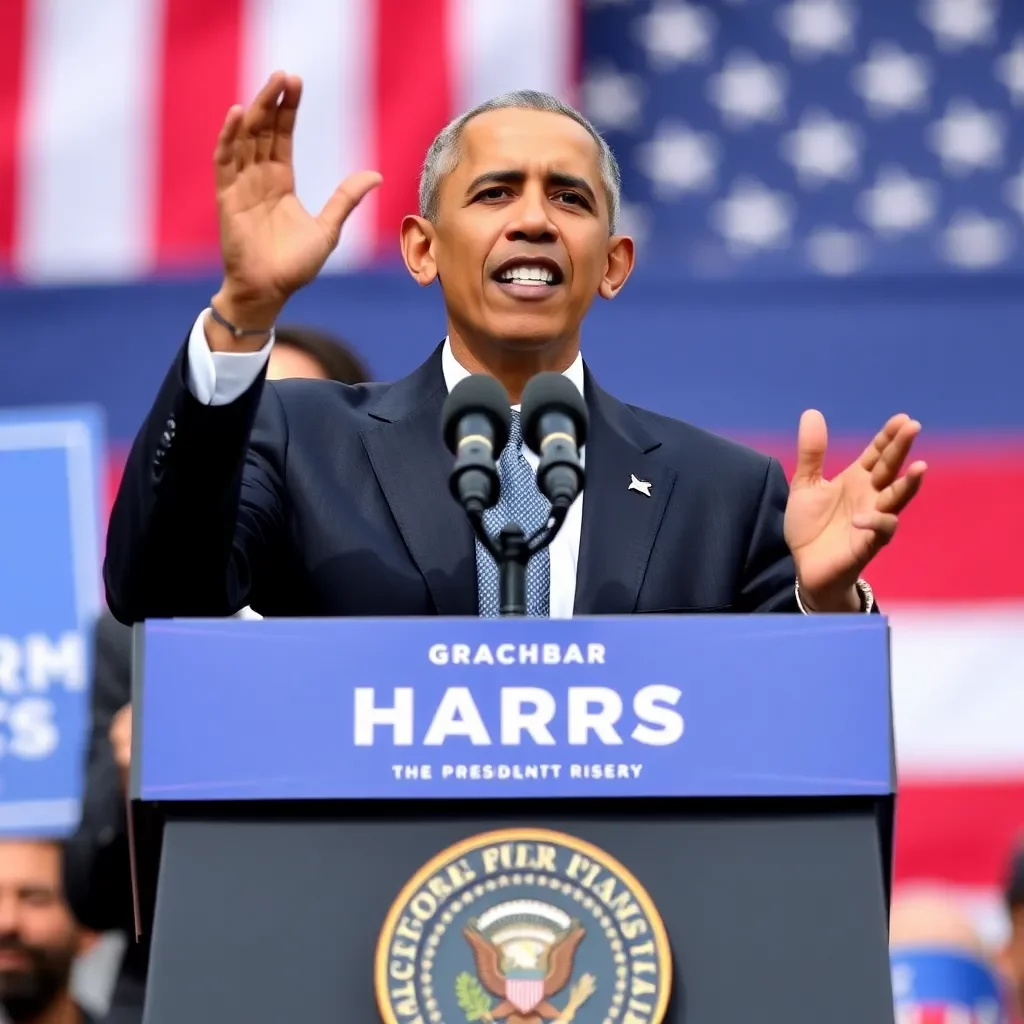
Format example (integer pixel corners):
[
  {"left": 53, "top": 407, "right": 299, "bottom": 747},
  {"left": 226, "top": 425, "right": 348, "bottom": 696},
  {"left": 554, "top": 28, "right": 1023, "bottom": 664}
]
[
  {"left": 806, "top": 227, "right": 867, "bottom": 276},
  {"left": 918, "top": 0, "right": 997, "bottom": 51},
  {"left": 637, "top": 120, "right": 719, "bottom": 196},
  {"left": 851, "top": 42, "right": 932, "bottom": 118},
  {"left": 1004, "top": 164, "right": 1024, "bottom": 220},
  {"left": 857, "top": 167, "right": 938, "bottom": 236},
  {"left": 927, "top": 98, "right": 1005, "bottom": 177},
  {"left": 583, "top": 65, "right": 645, "bottom": 131},
  {"left": 781, "top": 108, "right": 861, "bottom": 187},
  {"left": 708, "top": 50, "right": 788, "bottom": 128},
  {"left": 712, "top": 178, "right": 794, "bottom": 254},
  {"left": 634, "top": 1, "right": 716, "bottom": 69},
  {"left": 995, "top": 35, "right": 1024, "bottom": 106},
  {"left": 942, "top": 211, "right": 1013, "bottom": 269},
  {"left": 775, "top": 0, "right": 855, "bottom": 61}
]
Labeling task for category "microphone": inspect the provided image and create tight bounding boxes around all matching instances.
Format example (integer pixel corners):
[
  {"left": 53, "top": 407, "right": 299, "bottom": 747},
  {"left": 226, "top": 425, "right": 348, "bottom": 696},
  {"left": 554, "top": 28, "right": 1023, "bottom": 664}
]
[
  {"left": 441, "top": 375, "right": 512, "bottom": 512},
  {"left": 521, "top": 373, "right": 588, "bottom": 509}
]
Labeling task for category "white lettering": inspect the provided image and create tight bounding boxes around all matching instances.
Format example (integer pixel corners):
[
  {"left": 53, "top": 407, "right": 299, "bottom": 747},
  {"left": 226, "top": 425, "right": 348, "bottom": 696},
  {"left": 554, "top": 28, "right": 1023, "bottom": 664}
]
[
  {"left": 0, "top": 633, "right": 85, "bottom": 695},
  {"left": 496, "top": 644, "right": 515, "bottom": 665},
  {"left": 563, "top": 643, "right": 584, "bottom": 665},
  {"left": 543, "top": 644, "right": 561, "bottom": 665},
  {"left": 472, "top": 645, "right": 494, "bottom": 665},
  {"left": 631, "top": 685, "right": 684, "bottom": 745},
  {"left": 428, "top": 644, "right": 448, "bottom": 666},
  {"left": 587, "top": 643, "right": 606, "bottom": 664},
  {"left": 0, "top": 639, "right": 23, "bottom": 695},
  {"left": 452, "top": 644, "right": 471, "bottom": 665},
  {"left": 0, "top": 698, "right": 59, "bottom": 760},
  {"left": 353, "top": 688, "right": 414, "bottom": 746},
  {"left": 25, "top": 633, "right": 85, "bottom": 692},
  {"left": 519, "top": 644, "right": 538, "bottom": 664},
  {"left": 500, "top": 688, "right": 557, "bottom": 745},
  {"left": 423, "top": 688, "right": 491, "bottom": 746},
  {"left": 567, "top": 687, "right": 623, "bottom": 745}
]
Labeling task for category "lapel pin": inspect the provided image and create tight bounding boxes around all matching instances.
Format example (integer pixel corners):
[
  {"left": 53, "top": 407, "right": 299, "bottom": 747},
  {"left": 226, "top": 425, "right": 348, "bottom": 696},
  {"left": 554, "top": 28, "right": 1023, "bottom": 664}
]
[{"left": 628, "top": 474, "right": 653, "bottom": 497}]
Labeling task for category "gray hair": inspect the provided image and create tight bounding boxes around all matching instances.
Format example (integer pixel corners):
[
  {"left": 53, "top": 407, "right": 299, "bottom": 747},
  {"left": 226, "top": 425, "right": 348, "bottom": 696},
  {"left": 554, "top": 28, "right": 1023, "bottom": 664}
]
[{"left": 418, "top": 90, "right": 621, "bottom": 233}]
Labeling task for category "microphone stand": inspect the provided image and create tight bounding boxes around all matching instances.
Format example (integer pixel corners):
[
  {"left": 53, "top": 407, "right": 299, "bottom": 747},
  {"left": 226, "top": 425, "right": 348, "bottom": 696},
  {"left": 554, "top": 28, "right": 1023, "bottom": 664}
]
[{"left": 467, "top": 505, "right": 570, "bottom": 617}]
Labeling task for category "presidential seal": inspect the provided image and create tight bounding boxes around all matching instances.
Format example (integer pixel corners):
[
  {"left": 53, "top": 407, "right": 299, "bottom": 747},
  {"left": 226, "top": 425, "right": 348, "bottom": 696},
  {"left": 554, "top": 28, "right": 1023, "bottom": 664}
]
[{"left": 375, "top": 828, "right": 671, "bottom": 1024}]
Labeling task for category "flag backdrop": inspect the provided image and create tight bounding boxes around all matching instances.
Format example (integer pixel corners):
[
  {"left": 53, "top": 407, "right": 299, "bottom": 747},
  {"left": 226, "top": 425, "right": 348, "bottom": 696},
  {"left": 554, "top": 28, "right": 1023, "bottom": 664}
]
[{"left": 0, "top": 0, "right": 1022, "bottom": 945}]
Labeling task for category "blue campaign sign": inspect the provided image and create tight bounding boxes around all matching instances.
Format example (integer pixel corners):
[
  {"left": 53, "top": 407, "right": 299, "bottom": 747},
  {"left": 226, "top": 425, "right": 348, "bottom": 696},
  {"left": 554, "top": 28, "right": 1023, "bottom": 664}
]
[
  {"left": 0, "top": 405, "right": 104, "bottom": 836},
  {"left": 138, "top": 615, "right": 893, "bottom": 802}
]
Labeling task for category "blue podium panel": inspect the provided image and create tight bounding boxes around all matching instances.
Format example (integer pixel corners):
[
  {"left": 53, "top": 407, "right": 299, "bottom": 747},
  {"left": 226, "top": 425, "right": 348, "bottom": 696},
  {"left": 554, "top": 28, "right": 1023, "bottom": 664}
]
[
  {"left": 0, "top": 405, "right": 104, "bottom": 837},
  {"left": 138, "top": 616, "right": 892, "bottom": 802}
]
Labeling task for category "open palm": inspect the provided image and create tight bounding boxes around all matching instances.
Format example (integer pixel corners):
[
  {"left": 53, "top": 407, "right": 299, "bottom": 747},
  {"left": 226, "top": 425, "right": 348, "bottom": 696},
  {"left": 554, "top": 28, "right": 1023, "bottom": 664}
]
[
  {"left": 784, "top": 410, "right": 927, "bottom": 603},
  {"left": 214, "top": 72, "right": 381, "bottom": 317}
]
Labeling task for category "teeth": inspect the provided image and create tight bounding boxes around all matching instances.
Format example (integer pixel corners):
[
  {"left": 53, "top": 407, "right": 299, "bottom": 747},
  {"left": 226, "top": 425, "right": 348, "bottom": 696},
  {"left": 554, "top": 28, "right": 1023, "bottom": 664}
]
[{"left": 500, "top": 265, "right": 555, "bottom": 284}]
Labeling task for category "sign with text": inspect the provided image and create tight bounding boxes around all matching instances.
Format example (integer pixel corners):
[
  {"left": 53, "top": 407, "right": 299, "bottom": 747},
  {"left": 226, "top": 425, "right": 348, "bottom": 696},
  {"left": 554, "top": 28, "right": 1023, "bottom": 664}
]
[
  {"left": 0, "top": 406, "right": 104, "bottom": 836},
  {"left": 138, "top": 615, "right": 893, "bottom": 801}
]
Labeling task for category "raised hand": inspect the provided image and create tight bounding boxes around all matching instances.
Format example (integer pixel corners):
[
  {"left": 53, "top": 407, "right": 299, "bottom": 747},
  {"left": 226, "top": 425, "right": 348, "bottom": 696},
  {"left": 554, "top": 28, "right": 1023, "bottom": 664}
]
[
  {"left": 783, "top": 410, "right": 927, "bottom": 611},
  {"left": 210, "top": 71, "right": 382, "bottom": 347}
]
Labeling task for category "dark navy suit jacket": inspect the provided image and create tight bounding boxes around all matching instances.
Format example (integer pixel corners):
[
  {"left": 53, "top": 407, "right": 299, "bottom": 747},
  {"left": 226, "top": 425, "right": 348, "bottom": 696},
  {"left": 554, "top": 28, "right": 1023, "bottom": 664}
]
[{"left": 104, "top": 340, "right": 799, "bottom": 622}]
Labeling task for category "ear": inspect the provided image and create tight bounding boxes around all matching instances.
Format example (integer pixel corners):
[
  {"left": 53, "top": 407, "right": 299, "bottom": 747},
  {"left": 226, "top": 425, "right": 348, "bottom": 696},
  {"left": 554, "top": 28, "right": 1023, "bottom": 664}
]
[
  {"left": 400, "top": 215, "right": 438, "bottom": 287},
  {"left": 598, "top": 234, "right": 635, "bottom": 300}
]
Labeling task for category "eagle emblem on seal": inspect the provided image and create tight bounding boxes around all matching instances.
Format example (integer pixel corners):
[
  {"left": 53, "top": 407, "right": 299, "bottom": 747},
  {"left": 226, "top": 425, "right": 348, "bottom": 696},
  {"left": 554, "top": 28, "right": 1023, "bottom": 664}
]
[{"left": 460, "top": 899, "right": 596, "bottom": 1024}]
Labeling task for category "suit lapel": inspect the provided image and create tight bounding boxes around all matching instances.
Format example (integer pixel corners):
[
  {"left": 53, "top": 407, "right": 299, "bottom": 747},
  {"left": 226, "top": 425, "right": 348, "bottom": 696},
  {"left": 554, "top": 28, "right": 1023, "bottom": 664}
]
[
  {"left": 574, "top": 374, "right": 677, "bottom": 615},
  {"left": 359, "top": 345, "right": 478, "bottom": 616}
]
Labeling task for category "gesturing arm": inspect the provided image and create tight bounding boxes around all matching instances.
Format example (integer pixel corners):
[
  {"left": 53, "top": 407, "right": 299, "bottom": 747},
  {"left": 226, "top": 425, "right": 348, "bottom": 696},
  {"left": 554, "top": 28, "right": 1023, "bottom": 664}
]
[{"left": 103, "top": 71, "right": 380, "bottom": 623}]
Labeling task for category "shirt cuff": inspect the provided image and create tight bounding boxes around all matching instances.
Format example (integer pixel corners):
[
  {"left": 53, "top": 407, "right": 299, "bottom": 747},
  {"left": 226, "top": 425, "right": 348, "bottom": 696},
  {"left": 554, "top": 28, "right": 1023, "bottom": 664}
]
[
  {"left": 185, "top": 307, "right": 274, "bottom": 406},
  {"left": 794, "top": 579, "right": 874, "bottom": 614}
]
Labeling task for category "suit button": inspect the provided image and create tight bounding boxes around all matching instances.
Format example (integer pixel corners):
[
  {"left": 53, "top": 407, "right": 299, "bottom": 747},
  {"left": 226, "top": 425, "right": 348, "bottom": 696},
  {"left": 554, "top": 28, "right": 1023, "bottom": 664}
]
[
  {"left": 160, "top": 431, "right": 172, "bottom": 446},
  {"left": 166, "top": 417, "right": 176, "bottom": 433}
]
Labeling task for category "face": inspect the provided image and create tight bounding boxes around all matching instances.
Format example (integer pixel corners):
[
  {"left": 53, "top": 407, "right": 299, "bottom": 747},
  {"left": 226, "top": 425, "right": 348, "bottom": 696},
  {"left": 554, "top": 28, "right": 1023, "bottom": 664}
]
[
  {"left": 267, "top": 343, "right": 328, "bottom": 381},
  {"left": 1002, "top": 906, "right": 1024, "bottom": 1018},
  {"left": 403, "top": 107, "right": 633, "bottom": 359},
  {"left": 0, "top": 842, "right": 83, "bottom": 1023}
]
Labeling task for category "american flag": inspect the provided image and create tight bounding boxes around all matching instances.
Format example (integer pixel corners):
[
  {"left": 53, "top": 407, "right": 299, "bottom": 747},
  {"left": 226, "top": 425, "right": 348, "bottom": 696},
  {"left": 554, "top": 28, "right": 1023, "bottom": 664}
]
[
  {"left": 584, "top": 0, "right": 1024, "bottom": 279},
  {"left": 0, "top": 0, "right": 1021, "bottom": 948}
]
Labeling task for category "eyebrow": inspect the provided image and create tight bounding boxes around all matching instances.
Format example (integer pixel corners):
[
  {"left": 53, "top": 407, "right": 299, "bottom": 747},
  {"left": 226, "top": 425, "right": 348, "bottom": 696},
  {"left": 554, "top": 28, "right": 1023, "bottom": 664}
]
[{"left": 464, "top": 170, "right": 598, "bottom": 208}]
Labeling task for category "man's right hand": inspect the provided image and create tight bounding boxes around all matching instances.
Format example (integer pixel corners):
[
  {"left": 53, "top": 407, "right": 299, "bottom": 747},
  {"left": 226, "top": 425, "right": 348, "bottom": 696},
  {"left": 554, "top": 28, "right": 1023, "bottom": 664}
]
[
  {"left": 208, "top": 71, "right": 382, "bottom": 352},
  {"left": 110, "top": 703, "right": 132, "bottom": 794}
]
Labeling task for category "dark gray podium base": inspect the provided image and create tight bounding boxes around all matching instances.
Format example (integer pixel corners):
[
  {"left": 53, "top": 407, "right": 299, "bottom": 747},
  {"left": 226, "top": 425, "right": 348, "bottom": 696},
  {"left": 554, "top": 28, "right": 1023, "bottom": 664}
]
[{"left": 140, "top": 805, "right": 894, "bottom": 1024}]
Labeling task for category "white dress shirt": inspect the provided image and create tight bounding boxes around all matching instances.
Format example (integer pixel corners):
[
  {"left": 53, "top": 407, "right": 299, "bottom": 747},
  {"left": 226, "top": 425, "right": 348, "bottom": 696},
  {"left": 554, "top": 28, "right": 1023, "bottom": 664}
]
[{"left": 184, "top": 311, "right": 584, "bottom": 618}]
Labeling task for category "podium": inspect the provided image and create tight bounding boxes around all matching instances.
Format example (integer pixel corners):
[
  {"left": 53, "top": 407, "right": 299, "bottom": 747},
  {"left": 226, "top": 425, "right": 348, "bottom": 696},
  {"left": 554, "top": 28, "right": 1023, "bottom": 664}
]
[{"left": 129, "top": 615, "right": 897, "bottom": 1024}]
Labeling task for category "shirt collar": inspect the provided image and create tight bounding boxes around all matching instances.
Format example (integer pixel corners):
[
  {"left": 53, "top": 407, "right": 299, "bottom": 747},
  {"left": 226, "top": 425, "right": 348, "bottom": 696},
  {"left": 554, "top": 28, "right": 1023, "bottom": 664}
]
[{"left": 440, "top": 336, "right": 584, "bottom": 411}]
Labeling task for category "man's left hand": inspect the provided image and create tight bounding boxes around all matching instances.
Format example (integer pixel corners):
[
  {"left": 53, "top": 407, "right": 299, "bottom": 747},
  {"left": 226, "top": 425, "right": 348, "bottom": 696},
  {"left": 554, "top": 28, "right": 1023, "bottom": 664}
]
[{"left": 784, "top": 410, "right": 927, "bottom": 612}]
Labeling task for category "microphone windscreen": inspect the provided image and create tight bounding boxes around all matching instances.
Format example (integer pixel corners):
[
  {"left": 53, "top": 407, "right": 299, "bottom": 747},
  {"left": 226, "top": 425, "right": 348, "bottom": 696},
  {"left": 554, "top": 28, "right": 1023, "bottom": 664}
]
[
  {"left": 521, "top": 372, "right": 589, "bottom": 453},
  {"left": 441, "top": 374, "right": 512, "bottom": 454}
]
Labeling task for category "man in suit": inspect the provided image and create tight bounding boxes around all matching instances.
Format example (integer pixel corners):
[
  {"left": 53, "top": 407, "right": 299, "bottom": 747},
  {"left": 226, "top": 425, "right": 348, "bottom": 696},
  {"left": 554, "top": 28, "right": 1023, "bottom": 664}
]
[
  {"left": 106, "top": 71, "right": 925, "bottom": 626},
  {"left": 63, "top": 323, "right": 372, "bottom": 1023}
]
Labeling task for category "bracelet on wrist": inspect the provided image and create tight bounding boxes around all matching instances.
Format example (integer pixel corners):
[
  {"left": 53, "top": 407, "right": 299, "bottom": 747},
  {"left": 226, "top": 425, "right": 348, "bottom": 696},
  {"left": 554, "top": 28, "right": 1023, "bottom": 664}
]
[{"left": 209, "top": 302, "right": 276, "bottom": 339}]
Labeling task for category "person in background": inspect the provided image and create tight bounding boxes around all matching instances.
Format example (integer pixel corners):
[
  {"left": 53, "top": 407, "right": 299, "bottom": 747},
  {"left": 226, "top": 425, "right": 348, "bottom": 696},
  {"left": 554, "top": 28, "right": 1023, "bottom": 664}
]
[
  {"left": 62, "top": 327, "right": 370, "bottom": 1024},
  {"left": 266, "top": 324, "right": 370, "bottom": 384},
  {"left": 998, "top": 842, "right": 1024, "bottom": 1023},
  {"left": 890, "top": 886, "right": 1011, "bottom": 1023},
  {"left": 0, "top": 840, "right": 97, "bottom": 1024}
]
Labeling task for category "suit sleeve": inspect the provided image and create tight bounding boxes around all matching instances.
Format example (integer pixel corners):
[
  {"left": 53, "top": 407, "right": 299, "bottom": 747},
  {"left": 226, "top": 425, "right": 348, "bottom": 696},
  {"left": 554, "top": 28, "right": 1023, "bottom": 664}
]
[
  {"left": 63, "top": 613, "right": 134, "bottom": 932},
  {"left": 103, "top": 337, "right": 289, "bottom": 623},
  {"left": 737, "top": 457, "right": 801, "bottom": 613}
]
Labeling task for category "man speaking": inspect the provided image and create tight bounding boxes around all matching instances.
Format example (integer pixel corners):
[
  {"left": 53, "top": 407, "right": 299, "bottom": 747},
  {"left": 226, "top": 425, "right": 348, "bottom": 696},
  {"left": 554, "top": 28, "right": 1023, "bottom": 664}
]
[{"left": 105, "top": 72, "right": 925, "bottom": 624}]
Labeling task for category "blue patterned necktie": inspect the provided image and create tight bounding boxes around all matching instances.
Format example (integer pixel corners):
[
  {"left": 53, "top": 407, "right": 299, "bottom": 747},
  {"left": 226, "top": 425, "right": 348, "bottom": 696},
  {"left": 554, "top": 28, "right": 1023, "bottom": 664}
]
[{"left": 475, "top": 409, "right": 551, "bottom": 617}]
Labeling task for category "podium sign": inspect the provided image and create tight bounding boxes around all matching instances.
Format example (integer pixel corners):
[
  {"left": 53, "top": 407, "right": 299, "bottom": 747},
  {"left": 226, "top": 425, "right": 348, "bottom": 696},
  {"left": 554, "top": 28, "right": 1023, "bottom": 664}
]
[
  {"left": 132, "top": 615, "right": 898, "bottom": 1024},
  {"left": 136, "top": 615, "right": 892, "bottom": 802}
]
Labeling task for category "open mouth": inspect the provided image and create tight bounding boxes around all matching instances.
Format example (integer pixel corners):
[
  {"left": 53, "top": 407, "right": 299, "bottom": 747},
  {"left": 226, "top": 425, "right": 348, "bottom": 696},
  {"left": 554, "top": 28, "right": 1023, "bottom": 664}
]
[{"left": 490, "top": 257, "right": 564, "bottom": 298}]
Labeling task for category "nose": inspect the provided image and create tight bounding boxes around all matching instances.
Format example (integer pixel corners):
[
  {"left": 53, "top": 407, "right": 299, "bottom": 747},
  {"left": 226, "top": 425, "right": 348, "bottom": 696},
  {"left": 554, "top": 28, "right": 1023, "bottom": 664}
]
[
  {"left": 0, "top": 893, "right": 19, "bottom": 936},
  {"left": 505, "top": 183, "right": 558, "bottom": 244}
]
